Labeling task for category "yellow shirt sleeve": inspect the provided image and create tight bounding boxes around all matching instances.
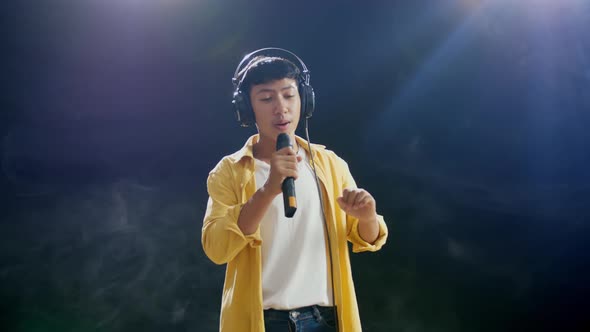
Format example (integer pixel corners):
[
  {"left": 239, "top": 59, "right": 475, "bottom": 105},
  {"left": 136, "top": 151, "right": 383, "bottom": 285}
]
[{"left": 201, "top": 159, "right": 262, "bottom": 265}]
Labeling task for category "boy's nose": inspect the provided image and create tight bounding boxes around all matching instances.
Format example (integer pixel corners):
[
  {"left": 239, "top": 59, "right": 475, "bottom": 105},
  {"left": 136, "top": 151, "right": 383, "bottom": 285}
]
[{"left": 274, "top": 99, "right": 289, "bottom": 114}]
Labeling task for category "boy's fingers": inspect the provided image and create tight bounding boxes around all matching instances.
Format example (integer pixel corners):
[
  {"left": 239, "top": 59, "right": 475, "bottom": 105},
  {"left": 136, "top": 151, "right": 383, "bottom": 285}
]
[{"left": 277, "top": 146, "right": 296, "bottom": 155}]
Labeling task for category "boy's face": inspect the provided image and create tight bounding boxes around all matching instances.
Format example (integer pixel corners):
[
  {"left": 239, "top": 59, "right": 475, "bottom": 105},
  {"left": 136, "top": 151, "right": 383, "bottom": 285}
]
[{"left": 250, "top": 78, "right": 301, "bottom": 142}]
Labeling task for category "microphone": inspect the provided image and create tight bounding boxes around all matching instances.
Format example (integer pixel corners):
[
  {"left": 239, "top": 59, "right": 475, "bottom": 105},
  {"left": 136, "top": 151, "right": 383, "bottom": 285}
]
[{"left": 276, "top": 133, "right": 297, "bottom": 218}]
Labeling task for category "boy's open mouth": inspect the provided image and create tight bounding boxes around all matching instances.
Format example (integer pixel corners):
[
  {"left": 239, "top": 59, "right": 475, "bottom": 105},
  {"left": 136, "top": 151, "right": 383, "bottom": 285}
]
[{"left": 275, "top": 121, "right": 290, "bottom": 129}]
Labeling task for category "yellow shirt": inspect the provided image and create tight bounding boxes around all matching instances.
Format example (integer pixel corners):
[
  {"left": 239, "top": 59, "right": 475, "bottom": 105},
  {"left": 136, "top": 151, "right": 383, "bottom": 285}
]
[{"left": 202, "top": 134, "right": 388, "bottom": 332}]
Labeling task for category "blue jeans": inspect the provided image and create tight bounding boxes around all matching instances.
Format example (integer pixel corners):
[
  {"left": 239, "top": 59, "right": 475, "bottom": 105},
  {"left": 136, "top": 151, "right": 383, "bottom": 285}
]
[{"left": 264, "top": 305, "right": 337, "bottom": 332}]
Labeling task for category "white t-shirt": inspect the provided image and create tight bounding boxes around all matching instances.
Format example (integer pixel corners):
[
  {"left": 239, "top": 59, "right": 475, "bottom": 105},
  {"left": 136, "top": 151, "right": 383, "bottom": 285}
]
[{"left": 254, "top": 147, "right": 333, "bottom": 310}]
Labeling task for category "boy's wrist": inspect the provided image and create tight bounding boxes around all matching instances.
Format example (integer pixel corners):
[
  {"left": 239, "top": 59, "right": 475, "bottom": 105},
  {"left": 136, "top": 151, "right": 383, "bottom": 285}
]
[{"left": 260, "top": 183, "right": 280, "bottom": 199}]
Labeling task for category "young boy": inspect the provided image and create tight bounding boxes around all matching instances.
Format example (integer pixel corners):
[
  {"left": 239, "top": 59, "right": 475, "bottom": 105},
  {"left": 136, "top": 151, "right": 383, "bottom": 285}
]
[{"left": 202, "top": 48, "right": 388, "bottom": 332}]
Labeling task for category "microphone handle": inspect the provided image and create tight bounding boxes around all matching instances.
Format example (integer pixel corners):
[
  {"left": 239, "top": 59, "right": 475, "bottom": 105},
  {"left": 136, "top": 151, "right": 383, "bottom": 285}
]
[{"left": 282, "top": 177, "right": 297, "bottom": 218}]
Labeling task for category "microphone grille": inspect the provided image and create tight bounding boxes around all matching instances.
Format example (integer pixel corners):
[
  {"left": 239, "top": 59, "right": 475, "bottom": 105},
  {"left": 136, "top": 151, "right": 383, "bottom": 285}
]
[{"left": 276, "top": 133, "right": 292, "bottom": 150}]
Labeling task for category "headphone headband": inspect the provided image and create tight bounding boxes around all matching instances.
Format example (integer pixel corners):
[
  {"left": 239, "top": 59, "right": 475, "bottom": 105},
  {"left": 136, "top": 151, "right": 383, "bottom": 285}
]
[{"left": 232, "top": 47, "right": 310, "bottom": 88}]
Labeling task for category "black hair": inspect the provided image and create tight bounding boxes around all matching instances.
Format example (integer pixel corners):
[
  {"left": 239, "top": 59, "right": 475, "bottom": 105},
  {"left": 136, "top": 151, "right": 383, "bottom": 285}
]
[{"left": 237, "top": 56, "right": 301, "bottom": 96}]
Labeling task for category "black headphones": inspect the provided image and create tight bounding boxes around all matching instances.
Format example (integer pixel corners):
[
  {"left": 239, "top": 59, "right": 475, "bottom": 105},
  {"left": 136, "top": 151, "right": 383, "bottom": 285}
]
[{"left": 231, "top": 47, "right": 315, "bottom": 127}]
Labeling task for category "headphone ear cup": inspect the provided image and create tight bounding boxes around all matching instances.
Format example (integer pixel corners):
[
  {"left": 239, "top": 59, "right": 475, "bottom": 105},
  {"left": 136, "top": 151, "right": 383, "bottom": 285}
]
[
  {"left": 232, "top": 89, "right": 253, "bottom": 127},
  {"left": 299, "top": 83, "right": 315, "bottom": 119}
]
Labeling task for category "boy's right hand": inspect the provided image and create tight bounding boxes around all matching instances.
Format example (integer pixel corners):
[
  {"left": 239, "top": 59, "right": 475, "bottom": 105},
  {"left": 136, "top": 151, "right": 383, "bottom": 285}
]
[{"left": 263, "top": 146, "right": 303, "bottom": 196}]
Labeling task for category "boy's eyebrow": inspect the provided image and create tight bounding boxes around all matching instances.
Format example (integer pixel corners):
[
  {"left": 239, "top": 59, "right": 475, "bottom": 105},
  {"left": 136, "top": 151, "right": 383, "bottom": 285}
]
[{"left": 254, "top": 85, "right": 296, "bottom": 95}]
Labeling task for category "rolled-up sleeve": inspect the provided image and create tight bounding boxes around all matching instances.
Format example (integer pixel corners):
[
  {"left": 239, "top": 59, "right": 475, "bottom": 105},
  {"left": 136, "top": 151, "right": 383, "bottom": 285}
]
[
  {"left": 201, "top": 159, "right": 261, "bottom": 265},
  {"left": 347, "top": 214, "right": 388, "bottom": 253}
]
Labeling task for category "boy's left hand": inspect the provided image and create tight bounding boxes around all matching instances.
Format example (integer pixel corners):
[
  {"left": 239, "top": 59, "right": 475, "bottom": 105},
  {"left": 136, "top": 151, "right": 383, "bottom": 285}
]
[{"left": 337, "top": 188, "right": 377, "bottom": 222}]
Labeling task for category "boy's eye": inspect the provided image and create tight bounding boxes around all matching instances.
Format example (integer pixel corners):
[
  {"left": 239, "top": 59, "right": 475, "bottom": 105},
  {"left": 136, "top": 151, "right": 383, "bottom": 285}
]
[
  {"left": 260, "top": 97, "right": 272, "bottom": 102},
  {"left": 284, "top": 94, "right": 295, "bottom": 99}
]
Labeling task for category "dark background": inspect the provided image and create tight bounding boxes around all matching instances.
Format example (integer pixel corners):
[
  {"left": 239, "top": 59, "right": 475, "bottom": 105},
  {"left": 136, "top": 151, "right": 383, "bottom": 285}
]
[{"left": 2, "top": 0, "right": 590, "bottom": 331}]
